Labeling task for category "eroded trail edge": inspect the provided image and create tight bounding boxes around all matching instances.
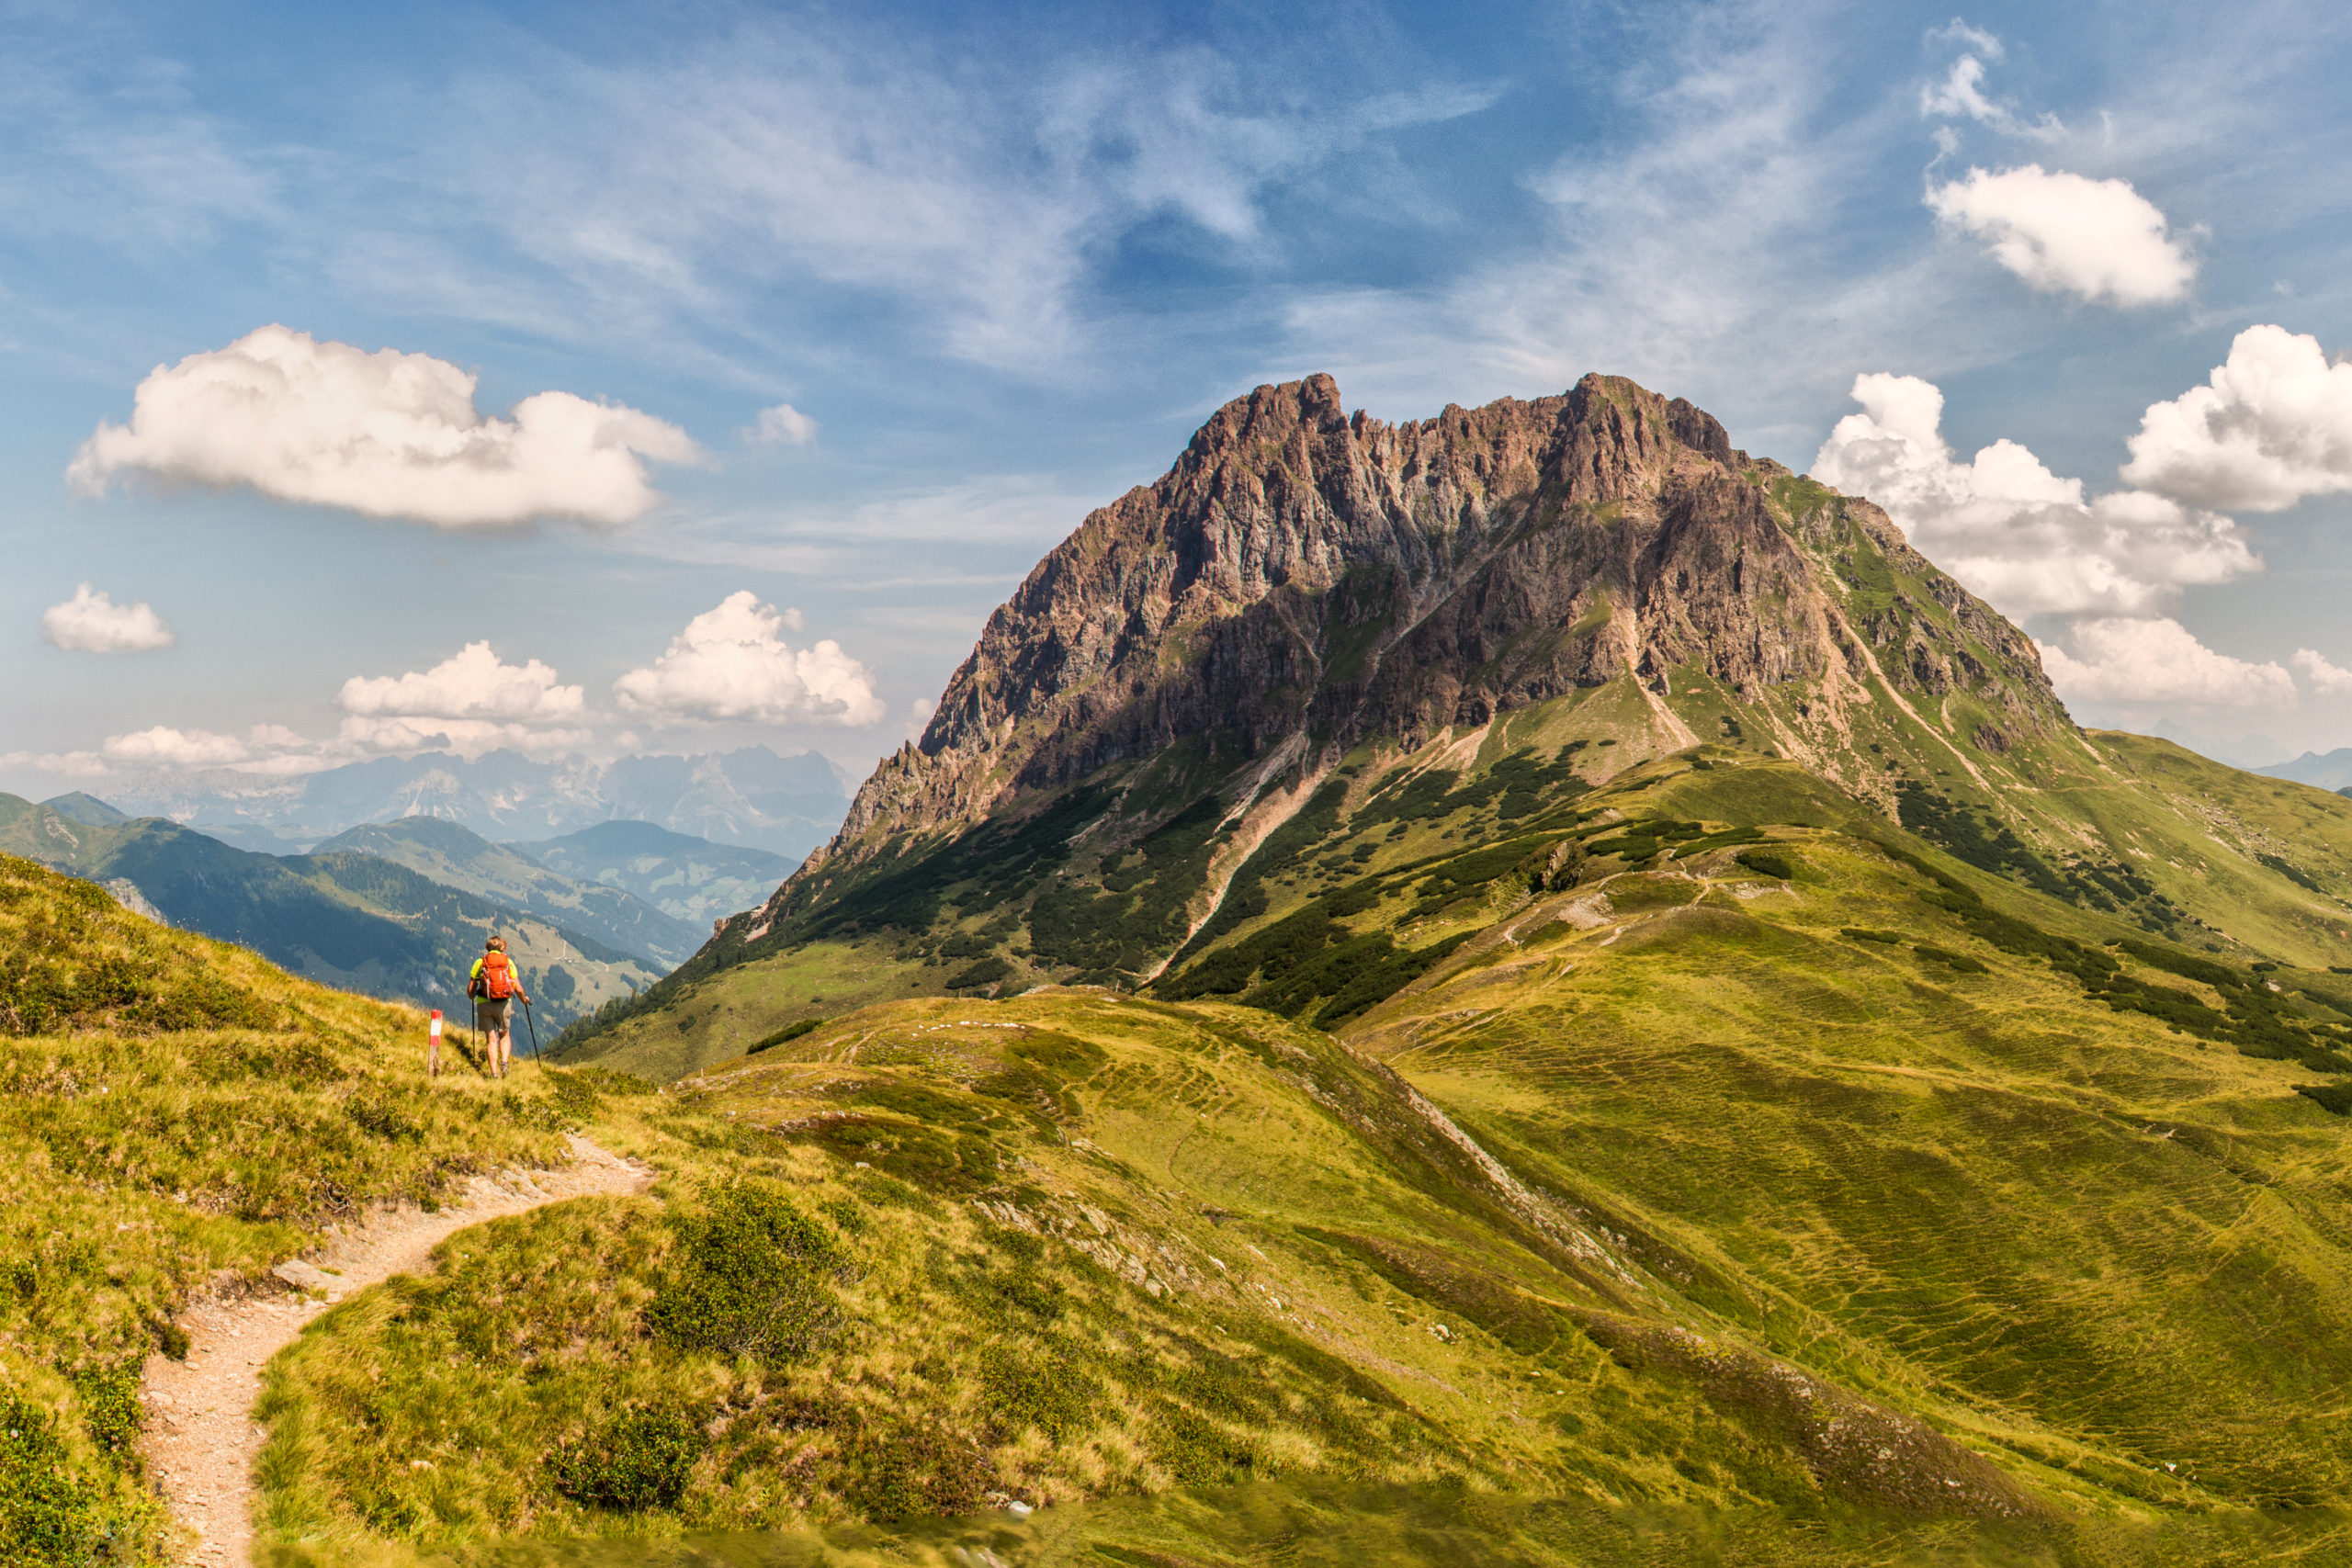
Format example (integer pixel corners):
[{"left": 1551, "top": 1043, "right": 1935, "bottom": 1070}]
[{"left": 138, "top": 1132, "right": 655, "bottom": 1566}]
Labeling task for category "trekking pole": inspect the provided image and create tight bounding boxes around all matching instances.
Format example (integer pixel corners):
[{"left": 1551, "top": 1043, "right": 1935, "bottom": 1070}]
[{"left": 523, "top": 999, "right": 540, "bottom": 1061}]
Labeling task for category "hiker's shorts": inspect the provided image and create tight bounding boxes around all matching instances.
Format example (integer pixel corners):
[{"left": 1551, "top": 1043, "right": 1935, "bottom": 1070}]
[{"left": 479, "top": 998, "right": 511, "bottom": 1030}]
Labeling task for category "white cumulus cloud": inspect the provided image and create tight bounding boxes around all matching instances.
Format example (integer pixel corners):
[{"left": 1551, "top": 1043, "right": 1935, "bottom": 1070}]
[
  {"left": 2293, "top": 649, "right": 2352, "bottom": 696},
  {"left": 1926, "top": 164, "right": 2195, "bottom": 307},
  {"left": 2039, "top": 619, "right": 2295, "bottom": 707},
  {"left": 100, "top": 726, "right": 255, "bottom": 768},
  {"left": 42, "top": 583, "right": 174, "bottom": 652},
  {"left": 68, "top": 325, "right": 703, "bottom": 527},
  {"left": 337, "top": 642, "right": 584, "bottom": 722},
  {"left": 2120, "top": 324, "right": 2352, "bottom": 512},
  {"left": 750, "top": 403, "right": 818, "bottom": 446},
  {"left": 335, "top": 641, "right": 590, "bottom": 758},
  {"left": 92, "top": 723, "right": 331, "bottom": 774},
  {"left": 614, "top": 592, "right": 884, "bottom": 726},
  {"left": 1812, "top": 372, "right": 2256, "bottom": 617}
]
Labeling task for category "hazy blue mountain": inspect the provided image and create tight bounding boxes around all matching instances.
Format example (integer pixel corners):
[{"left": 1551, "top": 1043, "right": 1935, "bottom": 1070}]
[
  {"left": 40, "top": 791, "right": 130, "bottom": 827},
  {"left": 0, "top": 795, "right": 660, "bottom": 1027},
  {"left": 516, "top": 820, "right": 796, "bottom": 931},
  {"left": 313, "top": 817, "right": 703, "bottom": 966},
  {"left": 593, "top": 750, "right": 851, "bottom": 852},
  {"left": 86, "top": 745, "right": 854, "bottom": 856},
  {"left": 2256, "top": 750, "right": 2352, "bottom": 791}
]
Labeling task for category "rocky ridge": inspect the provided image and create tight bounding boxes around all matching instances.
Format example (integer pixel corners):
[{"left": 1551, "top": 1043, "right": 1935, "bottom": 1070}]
[{"left": 792, "top": 371, "right": 2066, "bottom": 897}]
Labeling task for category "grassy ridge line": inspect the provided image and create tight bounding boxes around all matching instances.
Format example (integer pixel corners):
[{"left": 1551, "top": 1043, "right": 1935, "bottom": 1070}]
[
  {"left": 255, "top": 991, "right": 2078, "bottom": 1564},
  {"left": 0, "top": 852, "right": 579, "bottom": 1565},
  {"left": 257, "top": 975, "right": 2352, "bottom": 1563},
  {"left": 1152, "top": 736, "right": 2352, "bottom": 1055}
]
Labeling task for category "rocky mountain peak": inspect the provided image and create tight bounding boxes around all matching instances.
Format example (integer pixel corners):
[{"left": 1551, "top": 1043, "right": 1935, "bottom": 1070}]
[{"left": 806, "top": 371, "right": 2063, "bottom": 897}]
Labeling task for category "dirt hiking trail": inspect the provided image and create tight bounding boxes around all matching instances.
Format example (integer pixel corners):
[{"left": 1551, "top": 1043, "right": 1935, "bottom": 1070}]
[{"left": 138, "top": 1132, "right": 655, "bottom": 1566}]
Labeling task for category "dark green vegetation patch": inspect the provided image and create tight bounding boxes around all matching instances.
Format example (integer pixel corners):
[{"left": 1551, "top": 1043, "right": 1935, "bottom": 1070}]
[
  {"left": 551, "top": 1404, "right": 703, "bottom": 1512},
  {"left": 648, "top": 1182, "right": 849, "bottom": 1359}
]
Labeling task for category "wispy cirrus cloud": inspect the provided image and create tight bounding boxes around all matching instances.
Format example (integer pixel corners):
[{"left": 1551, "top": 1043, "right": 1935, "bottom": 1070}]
[
  {"left": 0, "top": 17, "right": 277, "bottom": 254},
  {"left": 1917, "top": 23, "right": 2064, "bottom": 143},
  {"left": 1277, "top": 3, "right": 2021, "bottom": 446},
  {"left": 371, "top": 24, "right": 1497, "bottom": 375}
]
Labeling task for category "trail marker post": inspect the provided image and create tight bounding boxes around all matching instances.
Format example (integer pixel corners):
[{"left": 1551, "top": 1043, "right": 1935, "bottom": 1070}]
[{"left": 429, "top": 1010, "right": 443, "bottom": 1078}]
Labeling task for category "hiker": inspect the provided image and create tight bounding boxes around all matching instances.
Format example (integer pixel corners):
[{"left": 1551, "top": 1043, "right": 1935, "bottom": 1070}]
[{"left": 468, "top": 936, "right": 531, "bottom": 1079}]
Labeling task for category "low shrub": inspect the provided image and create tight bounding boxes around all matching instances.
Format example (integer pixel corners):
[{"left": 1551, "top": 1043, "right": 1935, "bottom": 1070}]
[
  {"left": 647, "top": 1182, "right": 847, "bottom": 1360},
  {"left": 749, "top": 1018, "right": 827, "bottom": 1054},
  {"left": 0, "top": 1393, "right": 107, "bottom": 1565},
  {"left": 946, "top": 956, "right": 1013, "bottom": 991},
  {"left": 840, "top": 1421, "right": 991, "bottom": 1521},
  {"left": 1152, "top": 1402, "right": 1260, "bottom": 1484},
  {"left": 68, "top": 1362, "right": 140, "bottom": 1454},
  {"left": 2298, "top": 1083, "right": 2352, "bottom": 1116},
  {"left": 550, "top": 1404, "right": 703, "bottom": 1512},
  {"left": 979, "top": 1340, "right": 1100, "bottom": 1440}
]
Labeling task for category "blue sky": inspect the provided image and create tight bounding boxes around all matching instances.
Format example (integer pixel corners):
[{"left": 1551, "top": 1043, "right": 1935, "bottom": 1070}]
[{"left": 8, "top": 0, "right": 2352, "bottom": 798}]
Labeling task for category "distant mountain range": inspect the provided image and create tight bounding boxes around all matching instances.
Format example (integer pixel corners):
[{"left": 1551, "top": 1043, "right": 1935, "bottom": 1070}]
[
  {"left": 82, "top": 745, "right": 854, "bottom": 857},
  {"left": 312, "top": 817, "right": 707, "bottom": 966},
  {"left": 514, "top": 819, "right": 796, "bottom": 931},
  {"left": 0, "top": 794, "right": 662, "bottom": 1027},
  {"left": 2257, "top": 750, "right": 2352, "bottom": 794}
]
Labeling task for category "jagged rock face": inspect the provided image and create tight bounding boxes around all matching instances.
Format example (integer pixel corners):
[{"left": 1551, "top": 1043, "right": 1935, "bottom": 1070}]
[{"left": 816, "top": 371, "right": 2065, "bottom": 878}]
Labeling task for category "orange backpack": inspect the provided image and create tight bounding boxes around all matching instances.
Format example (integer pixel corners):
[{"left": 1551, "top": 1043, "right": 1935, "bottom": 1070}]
[{"left": 480, "top": 951, "right": 516, "bottom": 999}]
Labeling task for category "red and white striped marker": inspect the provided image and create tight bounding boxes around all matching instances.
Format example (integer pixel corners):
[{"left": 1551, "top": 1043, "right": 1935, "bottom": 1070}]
[
  {"left": 429, "top": 1009, "right": 443, "bottom": 1072},
  {"left": 430, "top": 1009, "right": 444, "bottom": 1043}
]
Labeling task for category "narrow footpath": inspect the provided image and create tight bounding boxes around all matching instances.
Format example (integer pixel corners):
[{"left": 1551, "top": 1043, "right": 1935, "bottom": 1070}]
[{"left": 138, "top": 1133, "right": 655, "bottom": 1566}]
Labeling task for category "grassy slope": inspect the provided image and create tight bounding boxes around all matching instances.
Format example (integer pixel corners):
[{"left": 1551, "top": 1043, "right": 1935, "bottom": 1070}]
[
  {"left": 255, "top": 948, "right": 2352, "bottom": 1562},
  {"left": 257, "top": 993, "right": 2077, "bottom": 1563},
  {"left": 0, "top": 852, "right": 577, "bottom": 1564},
  {"left": 1345, "top": 798, "right": 2352, "bottom": 1507},
  {"left": 255, "top": 744, "right": 2350, "bottom": 1562}
]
